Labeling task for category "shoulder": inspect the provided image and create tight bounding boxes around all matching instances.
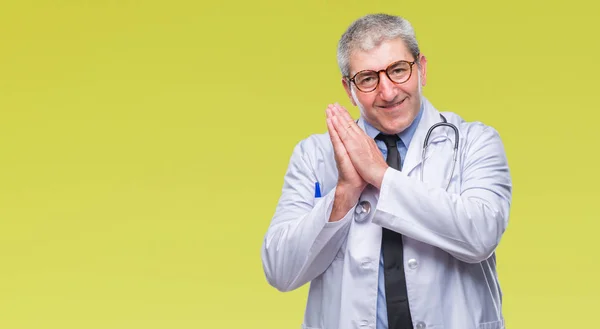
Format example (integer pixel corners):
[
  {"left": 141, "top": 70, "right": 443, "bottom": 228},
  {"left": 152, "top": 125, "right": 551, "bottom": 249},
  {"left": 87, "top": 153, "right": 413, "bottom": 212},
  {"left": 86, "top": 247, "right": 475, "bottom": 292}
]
[
  {"left": 287, "top": 131, "right": 333, "bottom": 162},
  {"left": 439, "top": 111, "right": 505, "bottom": 148},
  {"left": 437, "top": 111, "right": 509, "bottom": 171}
]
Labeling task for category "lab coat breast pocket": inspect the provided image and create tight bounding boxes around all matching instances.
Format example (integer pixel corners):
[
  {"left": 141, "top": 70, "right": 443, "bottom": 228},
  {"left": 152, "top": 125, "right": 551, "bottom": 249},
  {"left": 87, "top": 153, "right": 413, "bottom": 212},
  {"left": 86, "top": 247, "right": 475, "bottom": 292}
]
[{"left": 421, "top": 135, "right": 460, "bottom": 191}]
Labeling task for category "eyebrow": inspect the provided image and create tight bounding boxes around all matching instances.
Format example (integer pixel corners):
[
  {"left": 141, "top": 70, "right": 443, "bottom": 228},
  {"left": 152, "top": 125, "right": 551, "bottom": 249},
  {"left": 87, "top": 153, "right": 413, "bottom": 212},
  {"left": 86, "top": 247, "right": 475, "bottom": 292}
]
[{"left": 352, "top": 60, "right": 412, "bottom": 75}]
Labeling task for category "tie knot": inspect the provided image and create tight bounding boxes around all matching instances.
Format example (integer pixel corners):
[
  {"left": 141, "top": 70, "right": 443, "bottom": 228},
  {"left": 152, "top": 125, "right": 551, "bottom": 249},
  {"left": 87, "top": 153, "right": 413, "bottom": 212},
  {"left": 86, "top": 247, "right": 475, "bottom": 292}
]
[{"left": 375, "top": 133, "right": 400, "bottom": 148}]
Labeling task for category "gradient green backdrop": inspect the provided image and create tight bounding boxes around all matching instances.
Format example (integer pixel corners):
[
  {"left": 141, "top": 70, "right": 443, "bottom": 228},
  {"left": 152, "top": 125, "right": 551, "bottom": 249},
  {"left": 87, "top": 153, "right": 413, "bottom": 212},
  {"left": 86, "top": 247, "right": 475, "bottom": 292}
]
[{"left": 1, "top": 0, "right": 598, "bottom": 328}]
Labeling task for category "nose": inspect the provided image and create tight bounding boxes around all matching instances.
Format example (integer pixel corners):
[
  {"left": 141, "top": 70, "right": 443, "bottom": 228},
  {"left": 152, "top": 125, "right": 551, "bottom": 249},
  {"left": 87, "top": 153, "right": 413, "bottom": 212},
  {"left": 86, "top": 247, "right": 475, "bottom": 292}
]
[{"left": 377, "top": 72, "right": 397, "bottom": 101}]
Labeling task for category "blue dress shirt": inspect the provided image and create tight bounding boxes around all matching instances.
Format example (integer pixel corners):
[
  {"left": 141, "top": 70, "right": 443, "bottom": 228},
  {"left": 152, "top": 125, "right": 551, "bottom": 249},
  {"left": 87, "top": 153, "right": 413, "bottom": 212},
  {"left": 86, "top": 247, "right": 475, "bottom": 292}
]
[{"left": 362, "top": 103, "right": 424, "bottom": 329}]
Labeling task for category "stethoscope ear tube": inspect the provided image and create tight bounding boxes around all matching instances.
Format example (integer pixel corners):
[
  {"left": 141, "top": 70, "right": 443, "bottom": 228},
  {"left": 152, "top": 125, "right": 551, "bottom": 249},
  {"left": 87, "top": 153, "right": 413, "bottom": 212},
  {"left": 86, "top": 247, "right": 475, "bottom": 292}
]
[
  {"left": 421, "top": 114, "right": 460, "bottom": 190},
  {"left": 423, "top": 114, "right": 459, "bottom": 151}
]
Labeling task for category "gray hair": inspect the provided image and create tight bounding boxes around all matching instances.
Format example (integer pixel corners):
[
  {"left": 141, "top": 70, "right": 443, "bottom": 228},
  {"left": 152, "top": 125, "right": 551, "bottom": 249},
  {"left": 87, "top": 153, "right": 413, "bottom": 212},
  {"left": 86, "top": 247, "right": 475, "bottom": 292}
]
[{"left": 337, "top": 14, "right": 421, "bottom": 78}]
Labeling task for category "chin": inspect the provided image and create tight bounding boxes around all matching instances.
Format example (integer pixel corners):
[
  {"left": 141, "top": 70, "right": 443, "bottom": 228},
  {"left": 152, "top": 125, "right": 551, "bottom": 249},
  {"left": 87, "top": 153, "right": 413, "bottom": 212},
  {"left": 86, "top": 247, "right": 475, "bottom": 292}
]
[
  {"left": 363, "top": 105, "right": 417, "bottom": 134},
  {"left": 379, "top": 116, "right": 412, "bottom": 134}
]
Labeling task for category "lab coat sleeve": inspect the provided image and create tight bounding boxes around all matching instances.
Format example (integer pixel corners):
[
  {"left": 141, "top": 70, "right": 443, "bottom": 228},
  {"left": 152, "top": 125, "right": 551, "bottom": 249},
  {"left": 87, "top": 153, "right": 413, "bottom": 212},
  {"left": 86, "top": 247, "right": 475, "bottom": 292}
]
[
  {"left": 372, "top": 125, "right": 512, "bottom": 263},
  {"left": 261, "top": 138, "right": 354, "bottom": 292}
]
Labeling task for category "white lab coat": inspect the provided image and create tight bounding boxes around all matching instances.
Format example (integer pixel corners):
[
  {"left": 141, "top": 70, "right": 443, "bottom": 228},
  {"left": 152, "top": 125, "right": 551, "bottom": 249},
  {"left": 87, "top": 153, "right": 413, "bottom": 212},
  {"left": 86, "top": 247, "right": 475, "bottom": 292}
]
[{"left": 261, "top": 97, "right": 512, "bottom": 329}]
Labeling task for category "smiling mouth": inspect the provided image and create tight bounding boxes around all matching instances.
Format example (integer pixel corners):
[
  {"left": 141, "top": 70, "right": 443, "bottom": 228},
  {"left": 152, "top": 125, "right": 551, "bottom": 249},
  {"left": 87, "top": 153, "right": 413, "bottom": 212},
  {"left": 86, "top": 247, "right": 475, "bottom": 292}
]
[{"left": 378, "top": 98, "right": 406, "bottom": 110}]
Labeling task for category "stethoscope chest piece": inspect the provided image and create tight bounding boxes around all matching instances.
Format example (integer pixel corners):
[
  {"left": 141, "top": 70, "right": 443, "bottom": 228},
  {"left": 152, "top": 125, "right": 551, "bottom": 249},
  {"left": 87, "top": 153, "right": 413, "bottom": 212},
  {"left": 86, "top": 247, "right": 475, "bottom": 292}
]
[{"left": 354, "top": 200, "right": 371, "bottom": 223}]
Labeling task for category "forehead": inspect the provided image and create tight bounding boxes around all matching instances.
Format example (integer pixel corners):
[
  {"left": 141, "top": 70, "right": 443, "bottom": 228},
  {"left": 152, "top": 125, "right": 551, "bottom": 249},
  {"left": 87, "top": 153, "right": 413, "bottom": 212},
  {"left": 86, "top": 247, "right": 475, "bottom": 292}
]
[{"left": 349, "top": 38, "right": 413, "bottom": 75}]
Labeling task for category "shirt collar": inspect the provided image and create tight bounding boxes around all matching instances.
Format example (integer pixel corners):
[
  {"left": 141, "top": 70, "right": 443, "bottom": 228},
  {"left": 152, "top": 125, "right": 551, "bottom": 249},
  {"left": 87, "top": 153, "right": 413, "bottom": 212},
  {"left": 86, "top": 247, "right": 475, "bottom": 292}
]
[{"left": 363, "top": 100, "right": 424, "bottom": 148}]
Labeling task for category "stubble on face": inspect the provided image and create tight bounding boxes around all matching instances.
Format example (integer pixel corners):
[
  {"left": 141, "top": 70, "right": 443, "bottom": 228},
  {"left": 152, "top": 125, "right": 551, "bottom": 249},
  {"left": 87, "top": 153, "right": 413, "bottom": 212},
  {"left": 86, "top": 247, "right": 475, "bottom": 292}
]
[{"left": 344, "top": 38, "right": 427, "bottom": 135}]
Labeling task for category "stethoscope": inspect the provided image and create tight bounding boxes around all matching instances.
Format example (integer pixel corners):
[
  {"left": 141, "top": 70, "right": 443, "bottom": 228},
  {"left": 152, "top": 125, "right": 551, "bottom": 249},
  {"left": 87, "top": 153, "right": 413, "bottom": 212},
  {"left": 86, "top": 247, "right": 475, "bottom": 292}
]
[{"left": 422, "top": 114, "right": 459, "bottom": 190}]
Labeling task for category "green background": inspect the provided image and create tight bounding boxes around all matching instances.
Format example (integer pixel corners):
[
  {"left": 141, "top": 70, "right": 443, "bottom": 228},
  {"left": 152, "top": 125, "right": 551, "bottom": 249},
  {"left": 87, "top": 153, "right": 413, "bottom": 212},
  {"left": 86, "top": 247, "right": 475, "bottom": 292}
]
[{"left": 1, "top": 0, "right": 598, "bottom": 328}]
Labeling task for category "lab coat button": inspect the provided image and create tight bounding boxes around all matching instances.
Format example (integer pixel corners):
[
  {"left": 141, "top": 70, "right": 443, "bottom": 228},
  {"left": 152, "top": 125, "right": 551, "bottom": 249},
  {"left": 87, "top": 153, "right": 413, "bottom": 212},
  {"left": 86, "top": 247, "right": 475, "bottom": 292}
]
[
  {"left": 359, "top": 320, "right": 369, "bottom": 327},
  {"left": 408, "top": 258, "right": 418, "bottom": 269},
  {"left": 354, "top": 201, "right": 371, "bottom": 222},
  {"left": 416, "top": 321, "right": 426, "bottom": 329}
]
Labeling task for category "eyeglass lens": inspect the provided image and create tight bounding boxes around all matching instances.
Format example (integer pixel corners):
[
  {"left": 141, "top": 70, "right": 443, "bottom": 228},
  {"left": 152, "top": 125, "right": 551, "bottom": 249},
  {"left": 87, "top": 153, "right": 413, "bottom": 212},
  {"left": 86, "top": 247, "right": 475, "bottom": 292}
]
[{"left": 353, "top": 61, "right": 412, "bottom": 91}]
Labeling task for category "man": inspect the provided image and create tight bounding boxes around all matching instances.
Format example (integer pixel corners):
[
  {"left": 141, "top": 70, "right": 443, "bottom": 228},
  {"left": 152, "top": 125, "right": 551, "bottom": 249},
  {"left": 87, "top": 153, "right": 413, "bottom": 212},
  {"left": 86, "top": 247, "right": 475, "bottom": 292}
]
[{"left": 261, "top": 13, "right": 512, "bottom": 329}]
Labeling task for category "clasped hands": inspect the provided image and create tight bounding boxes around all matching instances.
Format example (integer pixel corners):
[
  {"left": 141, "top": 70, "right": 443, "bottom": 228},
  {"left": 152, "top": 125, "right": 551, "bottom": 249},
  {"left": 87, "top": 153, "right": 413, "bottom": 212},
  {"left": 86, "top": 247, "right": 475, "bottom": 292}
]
[{"left": 325, "top": 103, "right": 390, "bottom": 197}]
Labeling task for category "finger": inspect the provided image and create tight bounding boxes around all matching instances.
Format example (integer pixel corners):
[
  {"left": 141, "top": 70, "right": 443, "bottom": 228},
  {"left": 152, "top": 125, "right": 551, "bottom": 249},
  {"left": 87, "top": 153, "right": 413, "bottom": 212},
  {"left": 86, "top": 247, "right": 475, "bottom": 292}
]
[
  {"left": 333, "top": 116, "right": 361, "bottom": 153},
  {"left": 327, "top": 117, "right": 349, "bottom": 158},
  {"left": 333, "top": 103, "right": 370, "bottom": 140},
  {"left": 332, "top": 104, "right": 361, "bottom": 138},
  {"left": 331, "top": 110, "right": 359, "bottom": 143},
  {"left": 327, "top": 103, "right": 338, "bottom": 116},
  {"left": 331, "top": 115, "right": 352, "bottom": 141},
  {"left": 333, "top": 103, "right": 355, "bottom": 125}
]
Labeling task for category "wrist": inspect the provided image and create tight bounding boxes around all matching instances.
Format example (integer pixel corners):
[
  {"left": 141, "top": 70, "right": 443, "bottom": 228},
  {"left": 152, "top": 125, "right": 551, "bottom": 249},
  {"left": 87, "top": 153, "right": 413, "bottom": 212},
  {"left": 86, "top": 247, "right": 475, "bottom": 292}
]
[
  {"left": 335, "top": 182, "right": 364, "bottom": 201},
  {"left": 329, "top": 183, "right": 361, "bottom": 222},
  {"left": 369, "top": 165, "right": 389, "bottom": 190}
]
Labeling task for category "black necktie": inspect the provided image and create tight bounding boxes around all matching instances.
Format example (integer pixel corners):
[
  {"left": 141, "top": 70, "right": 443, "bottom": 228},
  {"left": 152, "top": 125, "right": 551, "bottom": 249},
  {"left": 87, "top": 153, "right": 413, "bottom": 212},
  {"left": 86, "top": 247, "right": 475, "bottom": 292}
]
[{"left": 375, "top": 133, "right": 413, "bottom": 329}]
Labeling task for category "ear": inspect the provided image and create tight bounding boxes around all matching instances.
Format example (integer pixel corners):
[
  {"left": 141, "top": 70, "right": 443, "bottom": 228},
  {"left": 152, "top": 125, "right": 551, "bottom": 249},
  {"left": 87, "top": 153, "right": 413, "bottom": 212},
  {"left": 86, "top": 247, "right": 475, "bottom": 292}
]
[
  {"left": 341, "top": 77, "right": 357, "bottom": 106},
  {"left": 418, "top": 54, "right": 428, "bottom": 86}
]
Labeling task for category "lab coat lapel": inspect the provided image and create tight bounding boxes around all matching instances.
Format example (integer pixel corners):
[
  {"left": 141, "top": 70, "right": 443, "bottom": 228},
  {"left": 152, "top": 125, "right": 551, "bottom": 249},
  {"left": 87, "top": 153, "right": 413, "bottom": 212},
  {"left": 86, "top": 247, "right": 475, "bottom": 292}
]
[{"left": 402, "top": 97, "right": 444, "bottom": 176}]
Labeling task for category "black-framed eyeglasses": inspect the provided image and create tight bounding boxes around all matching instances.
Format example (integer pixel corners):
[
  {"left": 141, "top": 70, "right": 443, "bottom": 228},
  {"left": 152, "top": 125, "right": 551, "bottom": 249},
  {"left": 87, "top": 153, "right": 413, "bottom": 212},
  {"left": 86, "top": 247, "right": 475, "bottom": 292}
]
[{"left": 346, "top": 59, "right": 418, "bottom": 93}]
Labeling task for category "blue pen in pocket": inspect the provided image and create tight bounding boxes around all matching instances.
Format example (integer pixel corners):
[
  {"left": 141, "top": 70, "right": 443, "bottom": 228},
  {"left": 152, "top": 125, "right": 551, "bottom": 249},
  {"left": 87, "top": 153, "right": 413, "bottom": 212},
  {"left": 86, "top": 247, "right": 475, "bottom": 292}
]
[
  {"left": 307, "top": 155, "right": 323, "bottom": 199},
  {"left": 314, "top": 181, "right": 322, "bottom": 198}
]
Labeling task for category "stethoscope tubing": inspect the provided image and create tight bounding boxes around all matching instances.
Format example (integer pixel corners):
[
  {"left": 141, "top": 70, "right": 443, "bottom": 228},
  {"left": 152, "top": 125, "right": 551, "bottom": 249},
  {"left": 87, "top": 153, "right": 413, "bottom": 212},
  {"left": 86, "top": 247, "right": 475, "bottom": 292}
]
[{"left": 421, "top": 114, "right": 459, "bottom": 190}]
